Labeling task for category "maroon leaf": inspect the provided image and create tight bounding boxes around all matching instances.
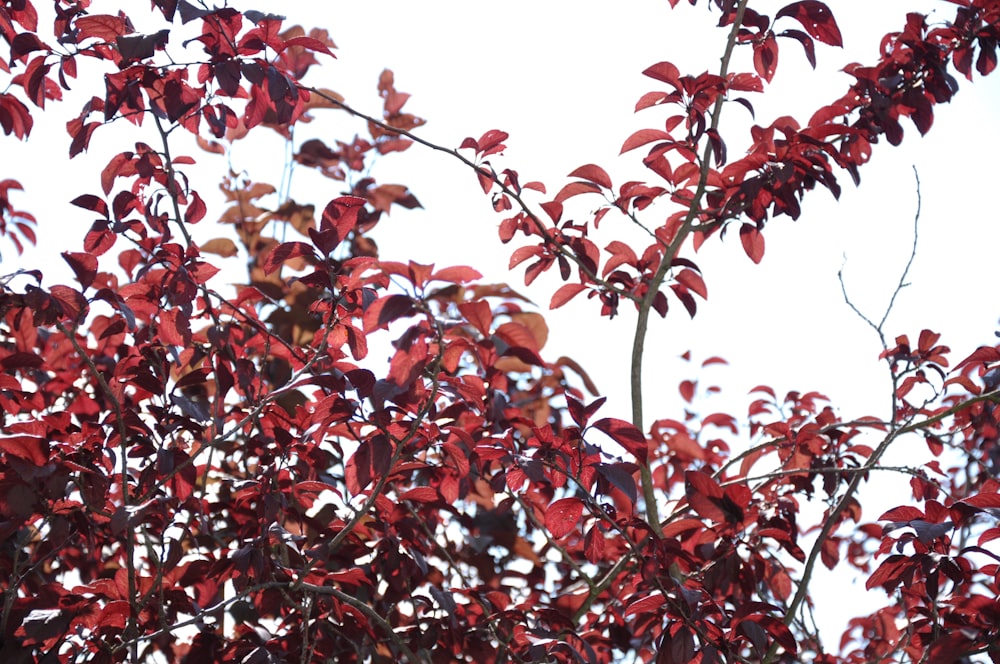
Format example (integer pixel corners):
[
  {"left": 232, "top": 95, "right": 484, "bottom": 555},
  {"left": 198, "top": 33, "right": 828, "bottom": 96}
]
[
  {"left": 776, "top": 1, "right": 843, "bottom": 47},
  {"left": 363, "top": 294, "right": 415, "bottom": 332},
  {"left": 753, "top": 34, "right": 779, "bottom": 82},
  {"left": 592, "top": 418, "right": 648, "bottom": 464},
  {"left": 62, "top": 251, "right": 98, "bottom": 289}
]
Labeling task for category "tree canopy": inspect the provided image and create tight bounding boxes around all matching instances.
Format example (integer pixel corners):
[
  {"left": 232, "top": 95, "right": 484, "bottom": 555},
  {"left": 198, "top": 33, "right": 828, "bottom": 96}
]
[{"left": 2, "top": 1, "right": 1000, "bottom": 662}]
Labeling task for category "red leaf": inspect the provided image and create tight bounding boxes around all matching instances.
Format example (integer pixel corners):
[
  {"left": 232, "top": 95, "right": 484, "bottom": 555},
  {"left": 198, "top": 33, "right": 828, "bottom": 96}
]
[
  {"left": 509, "top": 245, "right": 542, "bottom": 270},
  {"left": 0, "top": 434, "right": 50, "bottom": 466},
  {"left": 399, "top": 487, "right": 439, "bottom": 503},
  {"left": 701, "top": 412, "right": 738, "bottom": 433},
  {"left": 262, "top": 241, "right": 317, "bottom": 274},
  {"left": 545, "top": 497, "right": 584, "bottom": 538},
  {"left": 184, "top": 191, "right": 207, "bottom": 224},
  {"left": 661, "top": 518, "right": 706, "bottom": 538},
  {"left": 624, "top": 591, "right": 665, "bottom": 618},
  {"left": 685, "top": 470, "right": 726, "bottom": 522},
  {"left": 584, "top": 526, "right": 606, "bottom": 564},
  {"left": 979, "top": 527, "right": 1000, "bottom": 546},
  {"left": 753, "top": 34, "right": 779, "bottom": 82},
  {"left": 282, "top": 36, "right": 335, "bottom": 56},
  {"left": 494, "top": 321, "right": 541, "bottom": 353},
  {"left": 458, "top": 300, "right": 493, "bottom": 336},
  {"left": 866, "top": 555, "right": 908, "bottom": 591},
  {"left": 739, "top": 225, "right": 765, "bottom": 263},
  {"left": 878, "top": 505, "right": 924, "bottom": 521},
  {"left": 592, "top": 418, "right": 648, "bottom": 464},
  {"left": 728, "top": 72, "right": 764, "bottom": 92},
  {"left": 567, "top": 164, "right": 612, "bottom": 189},
  {"left": 431, "top": 265, "right": 482, "bottom": 284},
  {"left": 316, "top": 196, "right": 365, "bottom": 253},
  {"left": 97, "top": 601, "right": 131, "bottom": 629},
  {"left": 554, "top": 181, "right": 602, "bottom": 203},
  {"left": 603, "top": 240, "right": 639, "bottom": 276},
  {"left": 389, "top": 335, "right": 430, "bottom": 387},
  {"left": 674, "top": 268, "right": 707, "bottom": 299},
  {"left": 954, "top": 346, "right": 1000, "bottom": 372},
  {"left": 158, "top": 307, "right": 190, "bottom": 346},
  {"left": 550, "top": 283, "right": 586, "bottom": 310},
  {"left": 49, "top": 285, "right": 88, "bottom": 322},
  {"left": 620, "top": 129, "right": 671, "bottom": 154},
  {"left": 961, "top": 492, "right": 1000, "bottom": 509},
  {"left": 642, "top": 61, "right": 680, "bottom": 86},
  {"left": 75, "top": 15, "right": 129, "bottom": 42},
  {"left": 468, "top": 129, "right": 508, "bottom": 157},
  {"left": 0, "top": 93, "right": 33, "bottom": 139},
  {"left": 101, "top": 152, "right": 133, "bottom": 195}
]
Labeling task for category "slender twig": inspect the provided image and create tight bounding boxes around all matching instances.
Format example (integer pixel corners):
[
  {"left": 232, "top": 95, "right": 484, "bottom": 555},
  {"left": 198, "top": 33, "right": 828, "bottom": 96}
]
[
  {"left": 879, "top": 166, "right": 921, "bottom": 332},
  {"left": 838, "top": 166, "right": 922, "bottom": 345}
]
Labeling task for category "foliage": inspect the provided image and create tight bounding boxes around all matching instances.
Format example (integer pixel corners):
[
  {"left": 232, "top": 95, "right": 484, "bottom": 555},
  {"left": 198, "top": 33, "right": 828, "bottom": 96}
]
[{"left": 2, "top": 1, "right": 1000, "bottom": 662}]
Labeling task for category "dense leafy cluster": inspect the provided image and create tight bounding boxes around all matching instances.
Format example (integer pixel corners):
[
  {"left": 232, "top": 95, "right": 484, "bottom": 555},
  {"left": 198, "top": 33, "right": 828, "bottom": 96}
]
[{"left": 2, "top": 1, "right": 1000, "bottom": 662}]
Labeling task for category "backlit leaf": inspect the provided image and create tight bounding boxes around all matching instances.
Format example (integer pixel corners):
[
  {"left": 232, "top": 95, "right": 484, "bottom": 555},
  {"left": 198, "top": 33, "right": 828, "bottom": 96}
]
[{"left": 545, "top": 497, "right": 584, "bottom": 538}]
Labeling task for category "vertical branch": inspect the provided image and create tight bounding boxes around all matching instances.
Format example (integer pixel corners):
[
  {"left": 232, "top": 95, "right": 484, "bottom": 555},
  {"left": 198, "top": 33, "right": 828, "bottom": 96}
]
[{"left": 632, "top": 0, "right": 749, "bottom": 534}]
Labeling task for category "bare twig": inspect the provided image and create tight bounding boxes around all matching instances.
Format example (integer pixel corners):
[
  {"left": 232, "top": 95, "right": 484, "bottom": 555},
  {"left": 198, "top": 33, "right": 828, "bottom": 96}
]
[{"left": 838, "top": 166, "right": 922, "bottom": 346}]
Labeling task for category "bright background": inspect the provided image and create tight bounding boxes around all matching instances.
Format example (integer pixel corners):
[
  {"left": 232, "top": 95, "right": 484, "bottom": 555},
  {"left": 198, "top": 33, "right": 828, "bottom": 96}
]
[{"left": 5, "top": 0, "right": 1000, "bottom": 647}]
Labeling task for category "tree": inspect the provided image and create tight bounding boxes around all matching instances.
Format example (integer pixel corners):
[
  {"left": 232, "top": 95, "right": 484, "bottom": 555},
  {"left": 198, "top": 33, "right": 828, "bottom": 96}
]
[{"left": 2, "top": 0, "right": 1000, "bottom": 661}]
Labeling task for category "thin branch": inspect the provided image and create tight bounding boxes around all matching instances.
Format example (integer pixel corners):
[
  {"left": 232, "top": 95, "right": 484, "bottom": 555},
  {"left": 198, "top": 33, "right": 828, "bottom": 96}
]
[{"left": 301, "top": 86, "right": 636, "bottom": 305}]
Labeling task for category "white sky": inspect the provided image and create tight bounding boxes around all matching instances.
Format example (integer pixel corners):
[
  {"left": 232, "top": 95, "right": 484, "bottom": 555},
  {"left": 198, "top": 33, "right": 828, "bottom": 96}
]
[{"left": 5, "top": 0, "right": 1000, "bottom": 649}]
